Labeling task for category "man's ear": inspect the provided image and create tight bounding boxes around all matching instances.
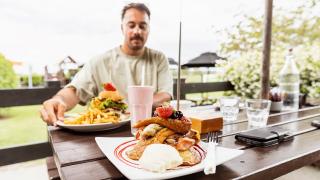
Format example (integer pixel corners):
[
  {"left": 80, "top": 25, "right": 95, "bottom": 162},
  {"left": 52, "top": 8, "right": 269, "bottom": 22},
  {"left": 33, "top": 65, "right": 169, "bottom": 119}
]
[{"left": 121, "top": 24, "right": 124, "bottom": 34}]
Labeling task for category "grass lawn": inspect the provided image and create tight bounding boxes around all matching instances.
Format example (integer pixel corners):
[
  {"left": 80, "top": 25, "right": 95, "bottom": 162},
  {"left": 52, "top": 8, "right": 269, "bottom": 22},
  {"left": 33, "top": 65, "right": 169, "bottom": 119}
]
[{"left": 0, "top": 105, "right": 86, "bottom": 148}]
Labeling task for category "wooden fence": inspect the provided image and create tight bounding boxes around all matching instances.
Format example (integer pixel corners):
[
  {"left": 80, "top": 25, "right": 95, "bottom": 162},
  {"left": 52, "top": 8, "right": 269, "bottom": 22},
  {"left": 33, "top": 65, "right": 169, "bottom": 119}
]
[{"left": 0, "top": 81, "right": 234, "bottom": 107}]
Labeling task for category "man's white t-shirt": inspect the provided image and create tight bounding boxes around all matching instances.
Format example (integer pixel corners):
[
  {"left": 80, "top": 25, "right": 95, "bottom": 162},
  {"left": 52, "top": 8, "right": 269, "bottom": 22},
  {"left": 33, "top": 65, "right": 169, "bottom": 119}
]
[{"left": 67, "top": 46, "right": 173, "bottom": 104}]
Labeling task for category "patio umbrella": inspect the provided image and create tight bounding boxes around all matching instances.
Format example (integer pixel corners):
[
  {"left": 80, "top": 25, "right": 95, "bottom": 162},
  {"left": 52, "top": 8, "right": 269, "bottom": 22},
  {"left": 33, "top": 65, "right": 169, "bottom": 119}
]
[
  {"left": 168, "top": 57, "right": 178, "bottom": 65},
  {"left": 181, "top": 52, "right": 226, "bottom": 105},
  {"left": 181, "top": 52, "right": 226, "bottom": 68}
]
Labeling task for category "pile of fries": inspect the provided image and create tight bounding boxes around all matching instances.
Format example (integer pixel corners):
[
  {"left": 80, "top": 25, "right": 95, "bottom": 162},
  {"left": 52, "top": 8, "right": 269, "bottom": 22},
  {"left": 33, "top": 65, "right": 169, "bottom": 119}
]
[
  {"left": 63, "top": 83, "right": 129, "bottom": 125},
  {"left": 64, "top": 108, "right": 121, "bottom": 125}
]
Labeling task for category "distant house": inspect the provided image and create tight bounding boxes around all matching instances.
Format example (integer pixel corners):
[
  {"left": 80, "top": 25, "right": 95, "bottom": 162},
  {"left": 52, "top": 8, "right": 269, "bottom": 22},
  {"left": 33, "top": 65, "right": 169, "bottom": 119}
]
[{"left": 45, "top": 56, "right": 81, "bottom": 85}]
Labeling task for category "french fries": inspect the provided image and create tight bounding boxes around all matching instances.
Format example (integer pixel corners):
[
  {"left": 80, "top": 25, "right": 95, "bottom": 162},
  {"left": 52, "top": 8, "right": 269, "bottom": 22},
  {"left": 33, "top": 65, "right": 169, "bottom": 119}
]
[
  {"left": 64, "top": 108, "right": 121, "bottom": 125},
  {"left": 63, "top": 86, "right": 128, "bottom": 125}
]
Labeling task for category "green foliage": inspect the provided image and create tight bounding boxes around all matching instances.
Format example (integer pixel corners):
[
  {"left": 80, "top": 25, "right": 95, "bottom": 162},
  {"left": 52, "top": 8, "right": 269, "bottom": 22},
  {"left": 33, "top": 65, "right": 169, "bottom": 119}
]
[
  {"left": 217, "top": 0, "right": 320, "bottom": 98},
  {"left": 20, "top": 74, "right": 44, "bottom": 87},
  {"left": 295, "top": 44, "right": 320, "bottom": 98},
  {"left": 0, "top": 53, "right": 18, "bottom": 89},
  {"left": 218, "top": 52, "right": 261, "bottom": 98},
  {"left": 217, "top": 48, "right": 287, "bottom": 98},
  {"left": 218, "top": 0, "right": 320, "bottom": 56}
]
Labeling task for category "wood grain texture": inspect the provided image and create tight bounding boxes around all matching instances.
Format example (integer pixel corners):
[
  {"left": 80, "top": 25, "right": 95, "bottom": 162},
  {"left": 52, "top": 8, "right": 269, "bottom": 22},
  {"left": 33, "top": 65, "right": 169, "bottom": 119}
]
[
  {"left": 49, "top": 107, "right": 320, "bottom": 167},
  {"left": 49, "top": 106, "right": 320, "bottom": 180},
  {"left": 261, "top": 0, "right": 273, "bottom": 99},
  {"left": 0, "top": 81, "right": 233, "bottom": 107},
  {"left": 49, "top": 124, "right": 131, "bottom": 167},
  {"left": 59, "top": 130, "right": 320, "bottom": 180},
  {"left": 0, "top": 87, "right": 61, "bottom": 107},
  {"left": 46, "top": 157, "right": 61, "bottom": 180},
  {"left": 0, "top": 142, "right": 52, "bottom": 166},
  {"left": 60, "top": 159, "right": 123, "bottom": 180}
]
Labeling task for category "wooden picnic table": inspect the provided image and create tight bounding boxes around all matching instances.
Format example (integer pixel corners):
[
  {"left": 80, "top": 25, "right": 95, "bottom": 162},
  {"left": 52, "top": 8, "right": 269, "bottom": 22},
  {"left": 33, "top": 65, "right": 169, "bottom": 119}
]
[{"left": 48, "top": 106, "right": 320, "bottom": 180}]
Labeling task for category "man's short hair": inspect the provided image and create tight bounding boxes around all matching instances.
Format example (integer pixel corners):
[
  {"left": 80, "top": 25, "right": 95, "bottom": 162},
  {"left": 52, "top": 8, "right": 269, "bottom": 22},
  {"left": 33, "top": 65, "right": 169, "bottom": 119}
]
[{"left": 121, "top": 3, "right": 150, "bottom": 20}]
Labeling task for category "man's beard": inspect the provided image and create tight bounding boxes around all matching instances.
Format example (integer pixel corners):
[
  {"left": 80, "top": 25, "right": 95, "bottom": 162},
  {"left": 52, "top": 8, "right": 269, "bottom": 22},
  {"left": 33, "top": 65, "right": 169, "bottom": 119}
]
[{"left": 129, "top": 35, "right": 145, "bottom": 50}]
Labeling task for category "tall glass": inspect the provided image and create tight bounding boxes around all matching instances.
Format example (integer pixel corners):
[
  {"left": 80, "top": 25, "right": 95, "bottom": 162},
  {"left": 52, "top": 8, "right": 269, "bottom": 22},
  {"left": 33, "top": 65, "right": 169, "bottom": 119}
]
[
  {"left": 246, "top": 99, "right": 271, "bottom": 128},
  {"left": 219, "top": 96, "right": 240, "bottom": 122},
  {"left": 128, "top": 86, "right": 153, "bottom": 135}
]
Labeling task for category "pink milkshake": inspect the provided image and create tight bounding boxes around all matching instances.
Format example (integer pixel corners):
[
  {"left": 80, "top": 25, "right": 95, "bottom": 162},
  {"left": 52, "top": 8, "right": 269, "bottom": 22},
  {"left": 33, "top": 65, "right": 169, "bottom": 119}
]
[{"left": 128, "top": 86, "right": 153, "bottom": 135}]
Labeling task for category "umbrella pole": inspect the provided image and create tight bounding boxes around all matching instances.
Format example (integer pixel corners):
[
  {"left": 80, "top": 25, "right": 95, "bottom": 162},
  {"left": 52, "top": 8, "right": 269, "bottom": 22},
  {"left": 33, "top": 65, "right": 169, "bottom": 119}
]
[{"left": 177, "top": 21, "right": 182, "bottom": 111}]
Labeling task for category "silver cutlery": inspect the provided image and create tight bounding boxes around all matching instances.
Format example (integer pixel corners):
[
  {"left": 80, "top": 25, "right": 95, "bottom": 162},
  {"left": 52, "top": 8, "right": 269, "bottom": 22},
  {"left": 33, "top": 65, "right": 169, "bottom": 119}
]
[{"left": 204, "top": 131, "right": 219, "bottom": 175}]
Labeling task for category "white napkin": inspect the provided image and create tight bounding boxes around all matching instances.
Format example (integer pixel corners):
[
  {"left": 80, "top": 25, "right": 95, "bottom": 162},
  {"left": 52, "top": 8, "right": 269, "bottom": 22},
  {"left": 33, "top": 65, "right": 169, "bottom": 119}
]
[{"left": 204, "top": 141, "right": 217, "bottom": 175}]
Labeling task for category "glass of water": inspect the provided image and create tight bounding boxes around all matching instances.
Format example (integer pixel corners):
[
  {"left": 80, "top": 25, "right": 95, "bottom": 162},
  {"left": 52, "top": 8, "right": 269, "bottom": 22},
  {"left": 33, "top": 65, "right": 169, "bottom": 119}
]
[
  {"left": 219, "top": 96, "right": 240, "bottom": 122},
  {"left": 246, "top": 99, "right": 271, "bottom": 128}
]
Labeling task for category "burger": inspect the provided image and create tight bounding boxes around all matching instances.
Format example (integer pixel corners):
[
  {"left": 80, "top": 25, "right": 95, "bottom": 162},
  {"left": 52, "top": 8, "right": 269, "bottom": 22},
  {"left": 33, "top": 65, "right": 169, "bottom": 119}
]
[
  {"left": 126, "top": 105, "right": 201, "bottom": 166},
  {"left": 90, "top": 83, "right": 128, "bottom": 113}
]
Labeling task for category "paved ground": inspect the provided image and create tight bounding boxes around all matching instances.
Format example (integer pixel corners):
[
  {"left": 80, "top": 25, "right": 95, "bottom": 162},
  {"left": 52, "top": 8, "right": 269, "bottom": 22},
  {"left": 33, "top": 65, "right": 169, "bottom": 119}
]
[
  {"left": 0, "top": 159, "right": 48, "bottom": 180},
  {"left": 276, "top": 165, "right": 320, "bottom": 180},
  {"left": 0, "top": 159, "right": 319, "bottom": 180}
]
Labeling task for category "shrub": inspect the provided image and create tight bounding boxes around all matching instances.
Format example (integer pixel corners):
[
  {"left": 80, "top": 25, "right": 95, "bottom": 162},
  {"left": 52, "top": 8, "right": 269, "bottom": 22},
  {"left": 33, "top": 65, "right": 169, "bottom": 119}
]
[
  {"left": 20, "top": 74, "right": 44, "bottom": 87},
  {"left": 216, "top": 0, "right": 320, "bottom": 99},
  {"left": 295, "top": 43, "right": 320, "bottom": 98},
  {"left": 0, "top": 53, "right": 18, "bottom": 89},
  {"left": 217, "top": 50, "right": 287, "bottom": 99},
  {"left": 218, "top": 44, "right": 320, "bottom": 99}
]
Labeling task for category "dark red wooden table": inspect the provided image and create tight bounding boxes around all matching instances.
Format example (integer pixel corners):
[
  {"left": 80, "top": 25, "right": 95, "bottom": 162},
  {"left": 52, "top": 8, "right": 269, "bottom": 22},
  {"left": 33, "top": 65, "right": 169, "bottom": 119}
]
[{"left": 48, "top": 106, "right": 320, "bottom": 180}]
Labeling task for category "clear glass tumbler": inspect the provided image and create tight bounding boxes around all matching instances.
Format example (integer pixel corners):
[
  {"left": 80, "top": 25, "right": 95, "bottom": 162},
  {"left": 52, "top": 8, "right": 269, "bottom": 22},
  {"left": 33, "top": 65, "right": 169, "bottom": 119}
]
[
  {"left": 245, "top": 99, "right": 271, "bottom": 128},
  {"left": 219, "top": 96, "right": 240, "bottom": 122}
]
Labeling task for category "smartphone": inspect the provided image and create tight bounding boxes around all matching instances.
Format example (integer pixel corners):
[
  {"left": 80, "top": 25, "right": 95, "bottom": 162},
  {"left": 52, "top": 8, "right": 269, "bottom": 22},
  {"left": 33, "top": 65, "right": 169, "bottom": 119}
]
[{"left": 235, "top": 127, "right": 293, "bottom": 147}]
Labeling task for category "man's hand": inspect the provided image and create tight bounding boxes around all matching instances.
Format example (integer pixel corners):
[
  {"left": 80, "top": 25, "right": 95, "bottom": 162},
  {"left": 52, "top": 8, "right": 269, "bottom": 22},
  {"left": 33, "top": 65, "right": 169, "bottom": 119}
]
[
  {"left": 40, "top": 87, "right": 80, "bottom": 126},
  {"left": 40, "top": 98, "right": 67, "bottom": 126},
  {"left": 153, "top": 92, "right": 172, "bottom": 109}
]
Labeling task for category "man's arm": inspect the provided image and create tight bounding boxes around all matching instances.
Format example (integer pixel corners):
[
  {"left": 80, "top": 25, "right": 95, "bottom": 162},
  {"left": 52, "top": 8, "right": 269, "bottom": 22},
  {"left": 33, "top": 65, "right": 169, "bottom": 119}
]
[
  {"left": 153, "top": 92, "right": 172, "bottom": 108},
  {"left": 54, "top": 87, "right": 80, "bottom": 110},
  {"left": 40, "top": 87, "right": 80, "bottom": 125}
]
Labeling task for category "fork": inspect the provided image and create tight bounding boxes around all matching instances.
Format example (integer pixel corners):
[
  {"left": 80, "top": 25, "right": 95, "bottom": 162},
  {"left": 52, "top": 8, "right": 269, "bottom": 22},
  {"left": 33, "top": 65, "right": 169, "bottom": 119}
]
[{"left": 204, "top": 131, "right": 219, "bottom": 175}]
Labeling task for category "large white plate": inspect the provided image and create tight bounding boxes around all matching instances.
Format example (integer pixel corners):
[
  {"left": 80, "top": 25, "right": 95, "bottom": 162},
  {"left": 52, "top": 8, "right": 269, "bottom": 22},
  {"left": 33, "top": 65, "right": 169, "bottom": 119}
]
[
  {"left": 95, "top": 137, "right": 244, "bottom": 180},
  {"left": 56, "top": 116, "right": 130, "bottom": 132}
]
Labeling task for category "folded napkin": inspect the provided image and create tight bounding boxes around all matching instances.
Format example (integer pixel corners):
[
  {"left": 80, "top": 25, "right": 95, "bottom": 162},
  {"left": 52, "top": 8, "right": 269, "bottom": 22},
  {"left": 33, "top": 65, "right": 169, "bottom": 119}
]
[{"left": 204, "top": 141, "right": 217, "bottom": 175}]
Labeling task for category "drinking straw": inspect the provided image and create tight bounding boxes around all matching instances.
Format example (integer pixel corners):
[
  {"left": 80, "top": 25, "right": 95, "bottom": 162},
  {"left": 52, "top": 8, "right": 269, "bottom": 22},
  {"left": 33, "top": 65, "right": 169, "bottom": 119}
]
[{"left": 141, "top": 63, "right": 145, "bottom": 86}]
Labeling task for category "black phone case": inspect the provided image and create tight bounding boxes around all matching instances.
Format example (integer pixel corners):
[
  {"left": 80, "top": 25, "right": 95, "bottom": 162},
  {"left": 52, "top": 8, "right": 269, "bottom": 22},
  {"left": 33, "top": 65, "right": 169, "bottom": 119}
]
[
  {"left": 311, "top": 119, "right": 320, "bottom": 128},
  {"left": 235, "top": 127, "right": 294, "bottom": 147}
]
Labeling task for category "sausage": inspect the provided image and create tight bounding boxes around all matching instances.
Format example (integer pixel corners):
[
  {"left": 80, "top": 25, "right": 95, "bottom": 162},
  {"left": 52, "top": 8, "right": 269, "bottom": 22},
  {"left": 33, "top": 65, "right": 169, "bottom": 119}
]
[{"left": 134, "top": 117, "right": 191, "bottom": 134}]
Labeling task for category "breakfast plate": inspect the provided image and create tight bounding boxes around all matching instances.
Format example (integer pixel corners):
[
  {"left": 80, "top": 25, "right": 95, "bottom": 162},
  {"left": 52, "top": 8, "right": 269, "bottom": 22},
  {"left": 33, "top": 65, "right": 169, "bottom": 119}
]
[
  {"left": 95, "top": 137, "right": 244, "bottom": 180},
  {"left": 56, "top": 115, "right": 130, "bottom": 132}
]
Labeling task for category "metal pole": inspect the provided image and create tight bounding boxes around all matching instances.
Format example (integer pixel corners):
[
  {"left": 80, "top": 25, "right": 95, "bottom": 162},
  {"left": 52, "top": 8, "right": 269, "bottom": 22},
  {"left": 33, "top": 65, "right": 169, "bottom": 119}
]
[
  {"left": 261, "top": 0, "right": 273, "bottom": 99},
  {"left": 177, "top": 21, "right": 182, "bottom": 111},
  {"left": 28, "top": 64, "right": 33, "bottom": 88}
]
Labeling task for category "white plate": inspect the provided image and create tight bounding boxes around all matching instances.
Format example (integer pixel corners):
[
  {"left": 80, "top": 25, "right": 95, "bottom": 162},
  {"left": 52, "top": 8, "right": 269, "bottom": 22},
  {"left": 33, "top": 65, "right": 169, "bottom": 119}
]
[
  {"left": 56, "top": 117, "right": 130, "bottom": 132},
  {"left": 95, "top": 137, "right": 244, "bottom": 180}
]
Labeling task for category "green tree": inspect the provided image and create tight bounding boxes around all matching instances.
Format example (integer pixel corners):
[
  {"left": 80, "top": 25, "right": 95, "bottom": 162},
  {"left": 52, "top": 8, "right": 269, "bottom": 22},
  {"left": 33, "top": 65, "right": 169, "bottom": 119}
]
[
  {"left": 218, "top": 0, "right": 320, "bottom": 56},
  {"left": 216, "top": 0, "right": 320, "bottom": 98},
  {"left": 0, "top": 53, "right": 18, "bottom": 89}
]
